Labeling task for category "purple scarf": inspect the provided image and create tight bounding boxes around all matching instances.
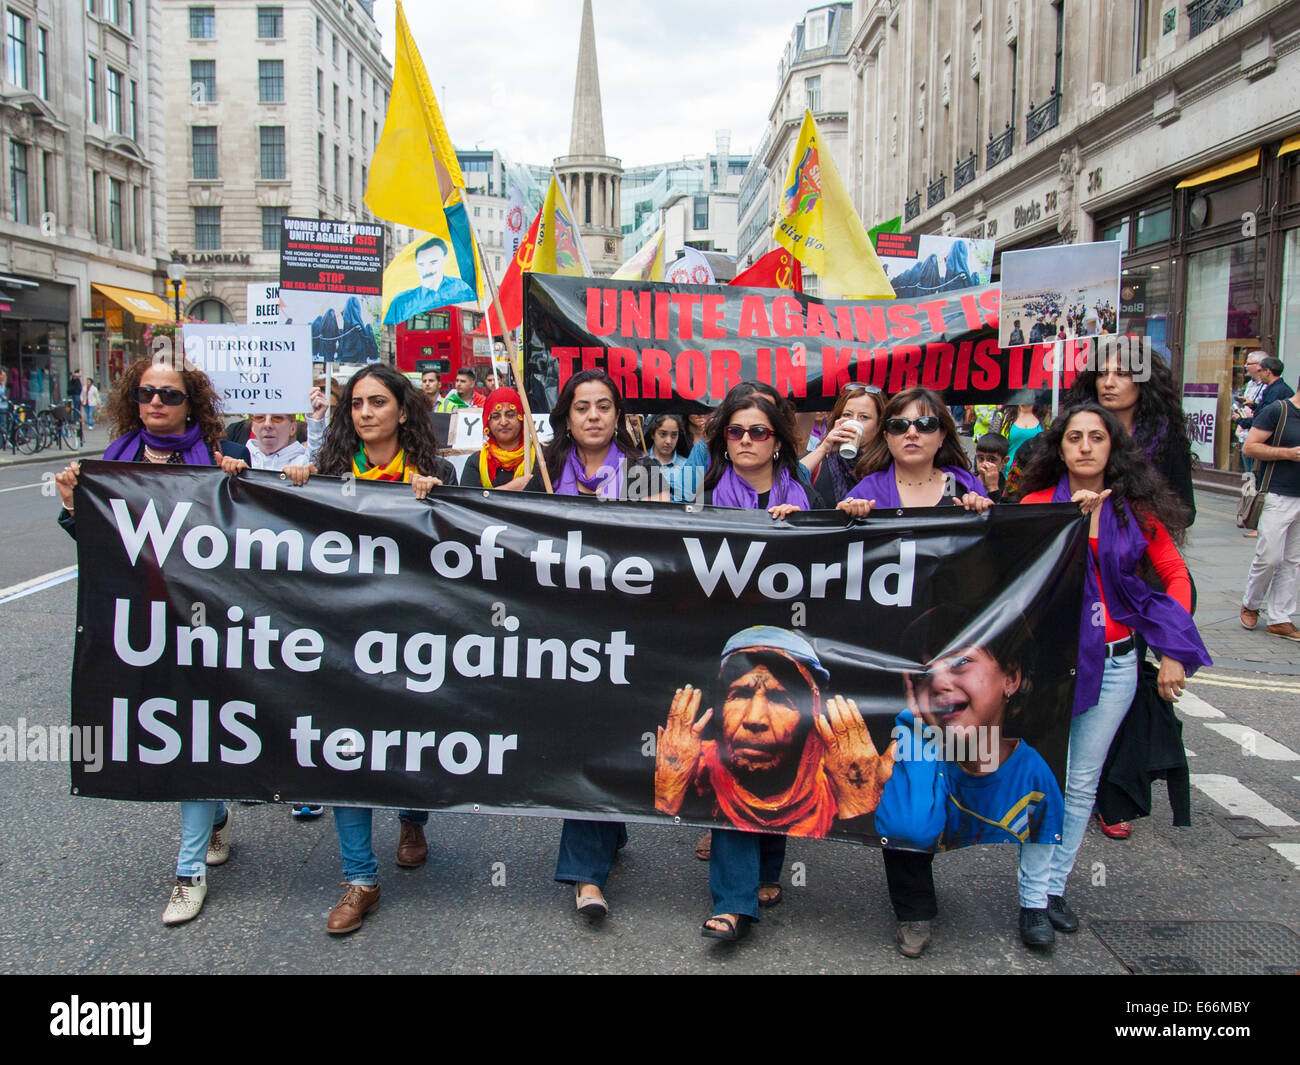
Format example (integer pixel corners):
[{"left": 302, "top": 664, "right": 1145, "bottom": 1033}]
[
  {"left": 103, "top": 424, "right": 213, "bottom": 466},
  {"left": 845, "top": 463, "right": 986, "bottom": 507},
  {"left": 554, "top": 441, "right": 625, "bottom": 499},
  {"left": 1055, "top": 474, "right": 1211, "bottom": 716},
  {"left": 821, "top": 452, "right": 860, "bottom": 504},
  {"left": 710, "top": 464, "right": 809, "bottom": 509}
]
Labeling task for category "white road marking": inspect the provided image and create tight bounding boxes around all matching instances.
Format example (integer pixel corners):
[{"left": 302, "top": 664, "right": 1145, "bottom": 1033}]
[
  {"left": 0, "top": 565, "right": 78, "bottom": 604},
  {"left": 1268, "top": 843, "right": 1300, "bottom": 871},
  {"left": 1200, "top": 722, "right": 1300, "bottom": 761},
  {"left": 1190, "top": 773, "right": 1298, "bottom": 827},
  {"left": 0, "top": 480, "right": 44, "bottom": 493},
  {"left": 1177, "top": 692, "right": 1225, "bottom": 719}
]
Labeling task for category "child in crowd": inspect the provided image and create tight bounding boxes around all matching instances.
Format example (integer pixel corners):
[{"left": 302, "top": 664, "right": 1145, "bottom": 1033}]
[
  {"left": 974, "top": 433, "right": 1010, "bottom": 502},
  {"left": 246, "top": 413, "right": 310, "bottom": 471}
]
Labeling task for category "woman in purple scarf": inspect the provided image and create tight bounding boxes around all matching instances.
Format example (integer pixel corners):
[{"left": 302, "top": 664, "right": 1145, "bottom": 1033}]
[
  {"left": 1014, "top": 402, "right": 1209, "bottom": 949},
  {"left": 526, "top": 370, "right": 642, "bottom": 920},
  {"left": 53, "top": 357, "right": 248, "bottom": 929},
  {"left": 700, "top": 383, "right": 810, "bottom": 516},
  {"left": 837, "top": 387, "right": 992, "bottom": 518}
]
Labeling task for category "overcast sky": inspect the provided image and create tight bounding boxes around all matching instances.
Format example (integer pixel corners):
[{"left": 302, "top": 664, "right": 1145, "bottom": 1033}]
[{"left": 372, "top": 0, "right": 827, "bottom": 168}]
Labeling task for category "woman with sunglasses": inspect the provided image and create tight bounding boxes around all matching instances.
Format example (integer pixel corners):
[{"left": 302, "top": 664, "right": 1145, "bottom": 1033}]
[
  {"left": 258, "top": 364, "right": 454, "bottom": 933},
  {"left": 800, "top": 385, "right": 886, "bottom": 505},
  {"left": 836, "top": 387, "right": 992, "bottom": 518},
  {"left": 53, "top": 357, "right": 250, "bottom": 928},
  {"left": 526, "top": 369, "right": 644, "bottom": 919},
  {"left": 1012, "top": 402, "right": 1209, "bottom": 948},
  {"left": 460, "top": 385, "right": 536, "bottom": 490}
]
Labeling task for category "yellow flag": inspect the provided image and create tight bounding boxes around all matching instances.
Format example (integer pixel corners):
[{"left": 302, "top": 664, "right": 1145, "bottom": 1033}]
[
  {"left": 612, "top": 227, "right": 665, "bottom": 281},
  {"left": 774, "top": 111, "right": 894, "bottom": 299},
  {"left": 531, "top": 174, "right": 590, "bottom": 276},
  {"left": 364, "top": 2, "right": 465, "bottom": 234}
]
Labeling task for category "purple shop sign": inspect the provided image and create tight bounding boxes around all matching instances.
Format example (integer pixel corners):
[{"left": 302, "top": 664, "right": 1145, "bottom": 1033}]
[{"left": 1182, "top": 382, "right": 1219, "bottom": 466}]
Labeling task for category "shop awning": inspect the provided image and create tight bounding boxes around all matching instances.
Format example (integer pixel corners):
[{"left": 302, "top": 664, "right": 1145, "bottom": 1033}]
[
  {"left": 1278, "top": 133, "right": 1300, "bottom": 158},
  {"left": 91, "top": 283, "right": 172, "bottom": 324},
  {"left": 1175, "top": 148, "right": 1261, "bottom": 189}
]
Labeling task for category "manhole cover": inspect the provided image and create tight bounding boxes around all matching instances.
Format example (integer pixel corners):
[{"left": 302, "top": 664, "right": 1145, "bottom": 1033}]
[
  {"left": 1091, "top": 921, "right": 1300, "bottom": 975},
  {"left": 1214, "top": 815, "right": 1276, "bottom": 839}
]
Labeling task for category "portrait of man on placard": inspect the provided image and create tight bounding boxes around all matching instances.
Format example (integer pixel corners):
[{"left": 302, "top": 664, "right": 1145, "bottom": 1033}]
[
  {"left": 384, "top": 236, "right": 476, "bottom": 325},
  {"left": 654, "top": 626, "right": 895, "bottom": 838}
]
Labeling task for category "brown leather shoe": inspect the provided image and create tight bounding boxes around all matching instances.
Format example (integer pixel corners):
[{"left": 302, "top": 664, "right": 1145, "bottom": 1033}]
[
  {"left": 396, "top": 821, "right": 427, "bottom": 868},
  {"left": 1266, "top": 622, "right": 1300, "bottom": 641},
  {"left": 1240, "top": 606, "right": 1259, "bottom": 630},
  {"left": 327, "top": 882, "right": 380, "bottom": 934}
]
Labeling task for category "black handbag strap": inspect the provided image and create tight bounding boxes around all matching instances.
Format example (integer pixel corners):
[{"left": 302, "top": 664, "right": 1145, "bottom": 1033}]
[{"left": 1257, "top": 399, "right": 1290, "bottom": 496}]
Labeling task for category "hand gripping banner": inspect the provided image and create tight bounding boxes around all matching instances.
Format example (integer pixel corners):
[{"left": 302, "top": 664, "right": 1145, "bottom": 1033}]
[{"left": 71, "top": 463, "right": 1087, "bottom": 850}]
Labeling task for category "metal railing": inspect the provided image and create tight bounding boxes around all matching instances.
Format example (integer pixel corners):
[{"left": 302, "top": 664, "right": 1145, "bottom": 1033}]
[
  {"left": 927, "top": 172, "right": 947, "bottom": 208},
  {"left": 1189, "top": 0, "right": 1242, "bottom": 38},
  {"left": 1025, "top": 92, "right": 1062, "bottom": 143},
  {"left": 904, "top": 190, "right": 921, "bottom": 221},
  {"left": 954, "top": 151, "right": 977, "bottom": 191},
  {"left": 986, "top": 123, "right": 1014, "bottom": 169}
]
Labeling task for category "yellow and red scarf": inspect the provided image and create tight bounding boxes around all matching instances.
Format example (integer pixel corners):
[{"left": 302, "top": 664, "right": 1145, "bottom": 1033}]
[
  {"left": 478, "top": 387, "right": 535, "bottom": 485},
  {"left": 352, "top": 445, "right": 416, "bottom": 482}
]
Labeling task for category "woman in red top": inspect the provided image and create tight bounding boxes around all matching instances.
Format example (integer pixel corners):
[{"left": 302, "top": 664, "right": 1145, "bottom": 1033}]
[{"left": 1013, "top": 401, "right": 1210, "bottom": 949}]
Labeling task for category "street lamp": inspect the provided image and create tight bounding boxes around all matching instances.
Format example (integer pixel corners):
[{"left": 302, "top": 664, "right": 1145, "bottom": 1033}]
[{"left": 166, "top": 259, "right": 186, "bottom": 322}]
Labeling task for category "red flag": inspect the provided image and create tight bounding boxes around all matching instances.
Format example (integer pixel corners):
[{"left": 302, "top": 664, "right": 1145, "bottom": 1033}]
[
  {"left": 475, "top": 204, "right": 542, "bottom": 335},
  {"left": 730, "top": 248, "right": 803, "bottom": 292}
]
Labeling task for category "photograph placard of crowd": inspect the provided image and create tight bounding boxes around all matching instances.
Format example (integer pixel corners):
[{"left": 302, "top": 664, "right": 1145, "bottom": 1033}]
[
  {"left": 278, "top": 216, "right": 385, "bottom": 364},
  {"left": 70, "top": 461, "right": 1090, "bottom": 850},
  {"left": 998, "top": 240, "right": 1122, "bottom": 348},
  {"left": 872, "top": 232, "right": 995, "bottom": 299},
  {"left": 522, "top": 273, "right": 1092, "bottom": 412}
]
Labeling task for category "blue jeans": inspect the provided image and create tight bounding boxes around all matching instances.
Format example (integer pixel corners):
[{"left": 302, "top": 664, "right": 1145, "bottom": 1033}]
[
  {"left": 333, "top": 808, "right": 427, "bottom": 886},
  {"left": 553, "top": 819, "right": 627, "bottom": 890},
  {"left": 709, "top": 829, "right": 786, "bottom": 921},
  {"left": 177, "top": 801, "right": 228, "bottom": 878},
  {"left": 1018, "top": 650, "right": 1138, "bottom": 907}
]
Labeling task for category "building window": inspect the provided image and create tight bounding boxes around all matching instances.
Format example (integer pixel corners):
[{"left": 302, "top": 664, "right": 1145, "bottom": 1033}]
[
  {"left": 258, "top": 59, "right": 283, "bottom": 103},
  {"left": 315, "top": 15, "right": 322, "bottom": 51},
  {"left": 41, "top": 149, "right": 52, "bottom": 217},
  {"left": 261, "top": 205, "right": 288, "bottom": 250},
  {"left": 89, "top": 170, "right": 100, "bottom": 238},
  {"left": 805, "top": 75, "right": 821, "bottom": 113},
  {"left": 6, "top": 10, "right": 28, "bottom": 90},
  {"left": 127, "top": 0, "right": 135, "bottom": 35},
  {"left": 332, "top": 144, "right": 339, "bottom": 194},
  {"left": 9, "top": 140, "right": 28, "bottom": 224},
  {"left": 694, "top": 195, "right": 709, "bottom": 230},
  {"left": 347, "top": 52, "right": 353, "bottom": 82},
  {"left": 105, "top": 0, "right": 119, "bottom": 23},
  {"left": 332, "top": 84, "right": 339, "bottom": 124},
  {"left": 256, "top": 6, "right": 282, "bottom": 39},
  {"left": 86, "top": 0, "right": 95, "bottom": 14},
  {"left": 804, "top": 11, "right": 828, "bottom": 49},
  {"left": 106, "top": 68, "right": 123, "bottom": 133},
  {"left": 133, "top": 184, "right": 143, "bottom": 250},
  {"left": 360, "top": 108, "right": 367, "bottom": 148},
  {"left": 348, "top": 154, "right": 354, "bottom": 206},
  {"left": 259, "top": 126, "right": 285, "bottom": 180},
  {"left": 189, "top": 59, "right": 215, "bottom": 102},
  {"left": 108, "top": 177, "right": 123, "bottom": 249},
  {"left": 194, "top": 205, "right": 220, "bottom": 249},
  {"left": 191, "top": 298, "right": 233, "bottom": 323},
  {"left": 316, "top": 68, "right": 323, "bottom": 111},
  {"left": 331, "top": 33, "right": 338, "bottom": 66},
  {"left": 36, "top": 26, "right": 46, "bottom": 99},
  {"left": 129, "top": 80, "right": 138, "bottom": 139},
  {"left": 87, "top": 57, "right": 98, "bottom": 124},
  {"left": 317, "top": 132, "right": 324, "bottom": 185},
  {"left": 347, "top": 98, "right": 353, "bottom": 137},
  {"left": 189, "top": 6, "right": 214, "bottom": 39},
  {"left": 191, "top": 125, "right": 217, "bottom": 180}
]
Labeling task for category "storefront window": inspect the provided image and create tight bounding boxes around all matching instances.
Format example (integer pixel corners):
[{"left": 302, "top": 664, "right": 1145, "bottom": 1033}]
[
  {"left": 1182, "top": 237, "right": 1267, "bottom": 471},
  {"left": 1279, "top": 228, "right": 1300, "bottom": 367},
  {"left": 1134, "top": 205, "right": 1171, "bottom": 247},
  {"left": 1118, "top": 261, "right": 1172, "bottom": 363}
]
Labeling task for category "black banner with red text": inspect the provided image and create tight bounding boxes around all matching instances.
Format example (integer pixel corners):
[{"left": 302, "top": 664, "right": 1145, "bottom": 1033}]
[
  {"left": 523, "top": 274, "right": 1089, "bottom": 412},
  {"left": 71, "top": 463, "right": 1087, "bottom": 848}
]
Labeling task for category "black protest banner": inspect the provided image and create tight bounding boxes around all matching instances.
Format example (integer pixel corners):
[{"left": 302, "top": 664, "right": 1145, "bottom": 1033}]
[
  {"left": 72, "top": 463, "right": 1087, "bottom": 849},
  {"left": 522, "top": 273, "right": 1089, "bottom": 412}
]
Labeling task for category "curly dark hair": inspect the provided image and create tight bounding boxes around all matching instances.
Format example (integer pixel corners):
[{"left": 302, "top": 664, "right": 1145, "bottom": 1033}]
[
  {"left": 1065, "top": 350, "right": 1195, "bottom": 471},
  {"left": 1012, "top": 400, "right": 1190, "bottom": 545},
  {"left": 104, "top": 356, "right": 226, "bottom": 455},
  {"left": 858, "top": 387, "right": 970, "bottom": 476},
  {"left": 314, "top": 364, "right": 444, "bottom": 477},
  {"left": 702, "top": 383, "right": 805, "bottom": 494},
  {"left": 543, "top": 369, "right": 639, "bottom": 485}
]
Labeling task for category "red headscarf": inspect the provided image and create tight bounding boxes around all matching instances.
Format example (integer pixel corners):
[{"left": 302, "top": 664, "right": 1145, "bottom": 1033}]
[{"left": 479, "top": 387, "right": 534, "bottom": 485}]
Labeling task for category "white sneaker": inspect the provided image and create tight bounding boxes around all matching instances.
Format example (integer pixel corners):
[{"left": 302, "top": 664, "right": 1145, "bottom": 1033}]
[
  {"left": 206, "top": 809, "right": 232, "bottom": 866},
  {"left": 162, "top": 877, "right": 207, "bottom": 926}
]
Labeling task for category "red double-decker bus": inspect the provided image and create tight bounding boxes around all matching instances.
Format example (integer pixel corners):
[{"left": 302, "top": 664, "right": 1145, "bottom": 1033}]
[{"left": 394, "top": 307, "right": 490, "bottom": 391}]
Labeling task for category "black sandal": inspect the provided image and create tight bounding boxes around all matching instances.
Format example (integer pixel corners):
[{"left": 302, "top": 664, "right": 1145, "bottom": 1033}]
[
  {"left": 701, "top": 914, "right": 752, "bottom": 941},
  {"left": 758, "top": 883, "right": 783, "bottom": 908}
]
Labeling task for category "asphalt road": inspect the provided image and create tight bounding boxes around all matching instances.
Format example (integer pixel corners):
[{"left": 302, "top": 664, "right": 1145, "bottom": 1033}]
[{"left": 1, "top": 473, "right": 1297, "bottom": 975}]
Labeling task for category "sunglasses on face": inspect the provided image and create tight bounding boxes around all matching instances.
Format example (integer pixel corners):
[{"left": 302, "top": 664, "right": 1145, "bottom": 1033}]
[
  {"left": 884, "top": 415, "right": 942, "bottom": 436},
  {"left": 132, "top": 385, "right": 189, "bottom": 406},
  {"left": 724, "top": 423, "right": 774, "bottom": 442}
]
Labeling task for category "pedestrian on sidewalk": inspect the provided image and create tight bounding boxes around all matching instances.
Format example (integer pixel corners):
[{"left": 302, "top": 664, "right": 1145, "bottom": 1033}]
[
  {"left": 84, "top": 378, "right": 100, "bottom": 430},
  {"left": 1240, "top": 390, "right": 1300, "bottom": 640}
]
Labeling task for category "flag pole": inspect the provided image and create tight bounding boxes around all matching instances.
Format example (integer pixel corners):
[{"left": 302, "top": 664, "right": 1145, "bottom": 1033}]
[{"left": 472, "top": 230, "right": 552, "bottom": 493}]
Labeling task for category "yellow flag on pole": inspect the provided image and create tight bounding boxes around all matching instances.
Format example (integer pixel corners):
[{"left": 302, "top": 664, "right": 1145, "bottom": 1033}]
[
  {"left": 364, "top": 1, "right": 465, "bottom": 235},
  {"left": 612, "top": 227, "right": 665, "bottom": 281},
  {"left": 773, "top": 110, "right": 894, "bottom": 299},
  {"left": 531, "top": 173, "right": 591, "bottom": 276}
]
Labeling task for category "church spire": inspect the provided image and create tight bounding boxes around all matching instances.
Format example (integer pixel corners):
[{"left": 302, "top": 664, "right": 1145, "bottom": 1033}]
[{"left": 568, "top": 0, "right": 606, "bottom": 157}]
